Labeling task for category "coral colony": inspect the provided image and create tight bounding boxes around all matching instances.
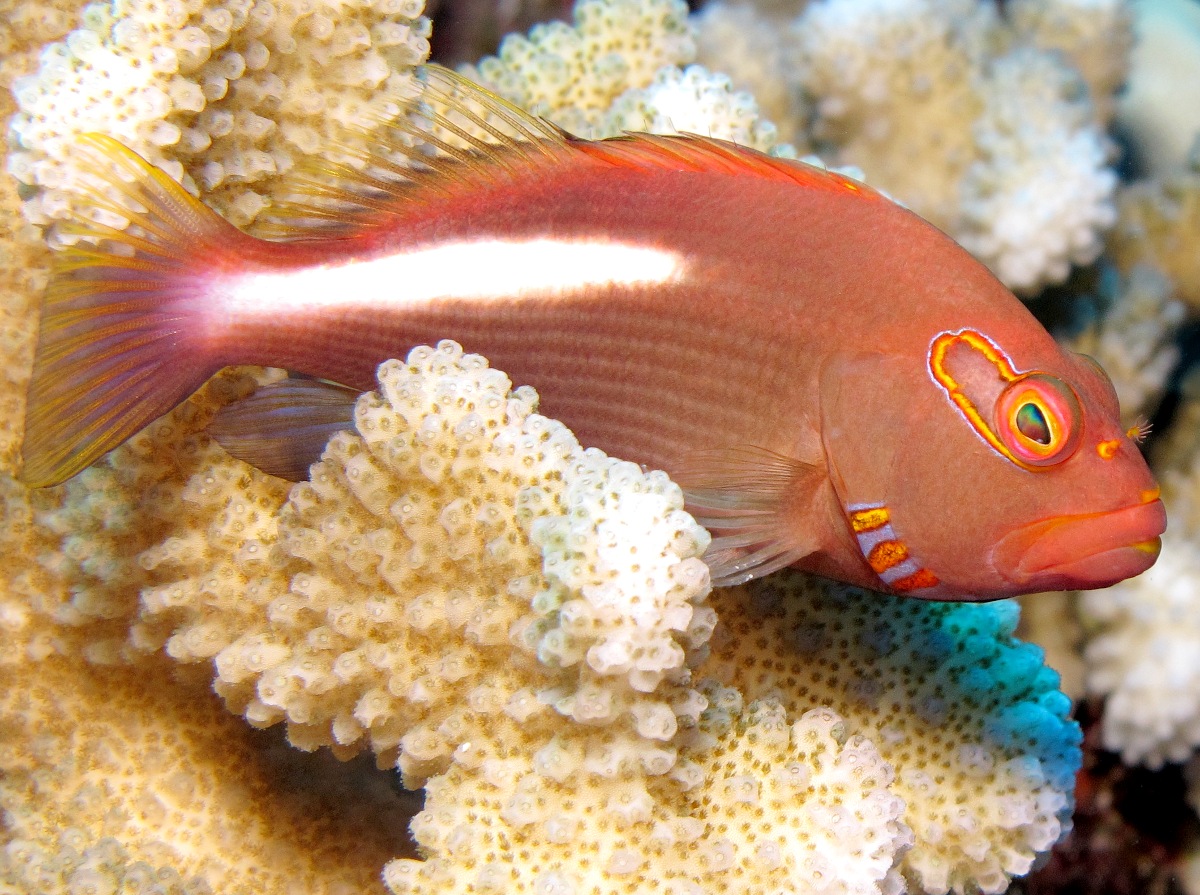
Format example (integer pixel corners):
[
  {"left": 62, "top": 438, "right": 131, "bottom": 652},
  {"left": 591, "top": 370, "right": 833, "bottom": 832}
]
[{"left": 1, "top": 0, "right": 1199, "bottom": 893}]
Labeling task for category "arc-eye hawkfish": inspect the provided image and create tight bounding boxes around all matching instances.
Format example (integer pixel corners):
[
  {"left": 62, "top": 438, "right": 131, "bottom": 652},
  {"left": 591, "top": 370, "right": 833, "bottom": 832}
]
[{"left": 20, "top": 65, "right": 1165, "bottom": 600}]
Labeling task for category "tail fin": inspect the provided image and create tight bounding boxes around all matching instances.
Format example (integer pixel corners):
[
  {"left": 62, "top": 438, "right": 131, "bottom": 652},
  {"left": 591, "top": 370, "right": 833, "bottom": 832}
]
[{"left": 21, "top": 134, "right": 250, "bottom": 488}]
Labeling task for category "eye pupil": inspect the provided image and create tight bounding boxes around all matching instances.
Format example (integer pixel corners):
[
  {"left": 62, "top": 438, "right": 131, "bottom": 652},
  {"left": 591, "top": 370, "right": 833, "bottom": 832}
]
[{"left": 1015, "top": 402, "right": 1051, "bottom": 444}]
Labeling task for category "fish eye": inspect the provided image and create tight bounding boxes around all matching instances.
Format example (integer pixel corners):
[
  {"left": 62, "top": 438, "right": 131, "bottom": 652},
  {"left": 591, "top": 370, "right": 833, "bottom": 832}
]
[{"left": 994, "top": 373, "right": 1082, "bottom": 468}]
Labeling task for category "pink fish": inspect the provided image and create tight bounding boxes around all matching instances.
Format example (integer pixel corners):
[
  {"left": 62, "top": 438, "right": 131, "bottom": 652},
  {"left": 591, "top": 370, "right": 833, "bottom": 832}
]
[{"left": 21, "top": 66, "right": 1164, "bottom": 599}]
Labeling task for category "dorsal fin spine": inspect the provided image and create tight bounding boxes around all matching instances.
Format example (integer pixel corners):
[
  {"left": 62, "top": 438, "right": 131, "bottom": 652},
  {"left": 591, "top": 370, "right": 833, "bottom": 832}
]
[{"left": 260, "top": 63, "right": 884, "bottom": 239}]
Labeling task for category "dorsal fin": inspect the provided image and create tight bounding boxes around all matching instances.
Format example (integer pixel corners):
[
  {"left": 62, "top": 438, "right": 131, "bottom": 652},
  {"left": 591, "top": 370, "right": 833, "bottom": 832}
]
[
  {"left": 256, "top": 64, "right": 575, "bottom": 238},
  {"left": 258, "top": 64, "right": 888, "bottom": 240},
  {"left": 572, "top": 133, "right": 883, "bottom": 199}
]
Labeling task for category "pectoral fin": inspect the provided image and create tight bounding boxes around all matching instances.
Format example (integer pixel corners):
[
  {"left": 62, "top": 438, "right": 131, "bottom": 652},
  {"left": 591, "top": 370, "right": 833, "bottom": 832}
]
[
  {"left": 673, "top": 445, "right": 826, "bottom": 586},
  {"left": 209, "top": 376, "right": 358, "bottom": 480}
]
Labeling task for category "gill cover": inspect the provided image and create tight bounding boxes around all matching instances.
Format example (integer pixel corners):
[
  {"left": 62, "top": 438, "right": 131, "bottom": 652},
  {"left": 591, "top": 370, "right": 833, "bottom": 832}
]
[{"left": 928, "top": 330, "right": 1082, "bottom": 470}]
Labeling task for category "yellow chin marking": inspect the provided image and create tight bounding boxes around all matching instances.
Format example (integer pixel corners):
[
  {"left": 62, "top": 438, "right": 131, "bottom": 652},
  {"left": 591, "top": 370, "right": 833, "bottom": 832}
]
[{"left": 1130, "top": 537, "right": 1162, "bottom": 558}]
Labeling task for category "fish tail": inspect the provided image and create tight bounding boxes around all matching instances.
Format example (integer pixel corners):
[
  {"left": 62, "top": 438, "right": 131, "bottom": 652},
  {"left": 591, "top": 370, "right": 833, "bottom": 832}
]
[{"left": 21, "top": 134, "right": 252, "bottom": 488}]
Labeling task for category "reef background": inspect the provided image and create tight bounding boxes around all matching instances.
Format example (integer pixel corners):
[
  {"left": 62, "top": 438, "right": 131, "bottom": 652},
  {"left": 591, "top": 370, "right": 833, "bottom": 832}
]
[{"left": 4, "top": 0, "right": 1200, "bottom": 893}]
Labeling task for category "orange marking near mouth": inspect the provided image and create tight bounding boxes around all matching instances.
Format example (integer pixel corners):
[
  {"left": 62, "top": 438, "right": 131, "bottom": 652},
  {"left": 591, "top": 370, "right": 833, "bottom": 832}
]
[{"left": 1141, "top": 486, "right": 1161, "bottom": 503}]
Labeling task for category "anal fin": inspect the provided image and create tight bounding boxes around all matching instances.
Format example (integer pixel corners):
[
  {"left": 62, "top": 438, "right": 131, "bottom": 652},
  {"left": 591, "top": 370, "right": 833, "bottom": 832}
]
[
  {"left": 209, "top": 376, "right": 359, "bottom": 480},
  {"left": 673, "top": 445, "right": 826, "bottom": 586}
]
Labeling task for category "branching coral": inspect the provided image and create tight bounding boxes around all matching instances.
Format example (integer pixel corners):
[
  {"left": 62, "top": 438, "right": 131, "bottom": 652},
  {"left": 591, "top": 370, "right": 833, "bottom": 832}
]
[
  {"left": 1062, "top": 264, "right": 1184, "bottom": 427},
  {"left": 1081, "top": 448, "right": 1200, "bottom": 769},
  {"left": 603, "top": 64, "right": 779, "bottom": 151},
  {"left": 463, "top": 0, "right": 695, "bottom": 137},
  {"left": 386, "top": 698, "right": 913, "bottom": 895},
  {"left": 691, "top": 1, "right": 807, "bottom": 145},
  {"left": 6, "top": 0, "right": 431, "bottom": 228},
  {"left": 1081, "top": 522, "right": 1200, "bottom": 769},
  {"left": 1108, "top": 167, "right": 1200, "bottom": 312},
  {"left": 146, "top": 342, "right": 715, "bottom": 780},
  {"left": 8, "top": 341, "right": 1081, "bottom": 895},
  {"left": 705, "top": 578, "right": 1080, "bottom": 894},
  {"left": 1005, "top": 0, "right": 1133, "bottom": 125},
  {"left": 792, "top": 0, "right": 1122, "bottom": 293}
]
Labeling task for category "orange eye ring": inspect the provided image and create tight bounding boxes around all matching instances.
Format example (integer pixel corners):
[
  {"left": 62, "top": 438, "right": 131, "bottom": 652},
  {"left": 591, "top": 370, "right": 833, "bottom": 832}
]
[{"left": 994, "top": 374, "right": 1082, "bottom": 467}]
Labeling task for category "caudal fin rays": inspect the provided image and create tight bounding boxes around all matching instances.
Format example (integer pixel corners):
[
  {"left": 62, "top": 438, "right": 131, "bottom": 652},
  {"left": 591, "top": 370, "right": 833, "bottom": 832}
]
[{"left": 20, "top": 135, "right": 248, "bottom": 488}]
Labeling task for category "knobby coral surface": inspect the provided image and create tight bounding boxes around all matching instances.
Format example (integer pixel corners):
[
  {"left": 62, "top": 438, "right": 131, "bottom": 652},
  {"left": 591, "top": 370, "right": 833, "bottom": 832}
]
[
  {"left": 4, "top": 339, "right": 1081, "bottom": 895},
  {"left": 7, "top": 0, "right": 431, "bottom": 229},
  {"left": 3, "top": 0, "right": 1198, "bottom": 891},
  {"left": 0, "top": 652, "right": 419, "bottom": 895},
  {"left": 793, "top": 0, "right": 1121, "bottom": 295}
]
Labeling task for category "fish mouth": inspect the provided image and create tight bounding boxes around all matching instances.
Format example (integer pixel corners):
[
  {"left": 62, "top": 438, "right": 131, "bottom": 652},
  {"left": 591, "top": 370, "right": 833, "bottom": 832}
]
[{"left": 991, "top": 495, "right": 1166, "bottom": 591}]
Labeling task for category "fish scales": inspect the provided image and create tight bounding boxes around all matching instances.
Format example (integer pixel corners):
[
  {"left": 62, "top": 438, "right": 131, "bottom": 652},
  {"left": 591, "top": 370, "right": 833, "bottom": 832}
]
[
  {"left": 21, "top": 65, "right": 1165, "bottom": 599},
  {"left": 213, "top": 156, "right": 949, "bottom": 465}
]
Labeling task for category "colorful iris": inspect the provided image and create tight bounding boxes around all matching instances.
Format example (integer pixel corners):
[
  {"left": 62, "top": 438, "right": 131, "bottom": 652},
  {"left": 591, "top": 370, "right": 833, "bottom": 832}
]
[{"left": 994, "top": 373, "right": 1082, "bottom": 468}]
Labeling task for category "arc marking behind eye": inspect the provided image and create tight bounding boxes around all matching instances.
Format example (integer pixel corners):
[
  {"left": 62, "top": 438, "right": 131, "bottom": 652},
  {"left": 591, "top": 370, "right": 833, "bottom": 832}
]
[{"left": 928, "top": 330, "right": 1081, "bottom": 470}]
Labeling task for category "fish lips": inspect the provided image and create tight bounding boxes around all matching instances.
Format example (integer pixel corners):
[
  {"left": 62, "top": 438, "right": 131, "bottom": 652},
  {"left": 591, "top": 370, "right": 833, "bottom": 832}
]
[{"left": 991, "top": 497, "right": 1167, "bottom": 591}]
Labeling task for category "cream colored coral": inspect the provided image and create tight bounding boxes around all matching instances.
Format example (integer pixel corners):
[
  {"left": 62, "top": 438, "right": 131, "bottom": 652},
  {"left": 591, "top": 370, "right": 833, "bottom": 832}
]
[
  {"left": 794, "top": 0, "right": 1118, "bottom": 293},
  {"left": 387, "top": 569, "right": 1078, "bottom": 895},
  {"left": 602, "top": 64, "right": 780, "bottom": 152},
  {"left": 385, "top": 697, "right": 911, "bottom": 895},
  {"left": 704, "top": 577, "right": 1080, "bottom": 895},
  {"left": 692, "top": 2, "right": 807, "bottom": 145},
  {"left": 465, "top": 0, "right": 695, "bottom": 137},
  {"left": 0, "top": 652, "right": 417, "bottom": 895},
  {"left": 1065, "top": 265, "right": 1183, "bottom": 426},
  {"left": 955, "top": 47, "right": 1117, "bottom": 289},
  {"left": 0, "top": 159, "right": 43, "bottom": 476},
  {"left": 1081, "top": 456, "right": 1200, "bottom": 768},
  {"left": 1081, "top": 522, "right": 1200, "bottom": 768},
  {"left": 1006, "top": 0, "right": 1134, "bottom": 124},
  {"left": 7, "top": 0, "right": 431, "bottom": 228},
  {"left": 1108, "top": 170, "right": 1200, "bottom": 311},
  {"left": 0, "top": 1, "right": 63, "bottom": 476},
  {"left": 128, "top": 342, "right": 715, "bottom": 781},
  {"left": 6, "top": 367, "right": 289, "bottom": 667}
]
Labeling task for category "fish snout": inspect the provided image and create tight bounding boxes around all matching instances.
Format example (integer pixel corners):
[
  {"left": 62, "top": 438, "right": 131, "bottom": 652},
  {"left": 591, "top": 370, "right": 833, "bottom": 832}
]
[{"left": 991, "top": 495, "right": 1167, "bottom": 591}]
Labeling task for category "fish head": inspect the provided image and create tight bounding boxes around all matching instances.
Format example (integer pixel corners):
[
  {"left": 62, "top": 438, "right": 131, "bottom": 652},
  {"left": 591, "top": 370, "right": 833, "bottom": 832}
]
[
  {"left": 979, "top": 346, "right": 1164, "bottom": 594},
  {"left": 820, "top": 333, "right": 1164, "bottom": 600}
]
